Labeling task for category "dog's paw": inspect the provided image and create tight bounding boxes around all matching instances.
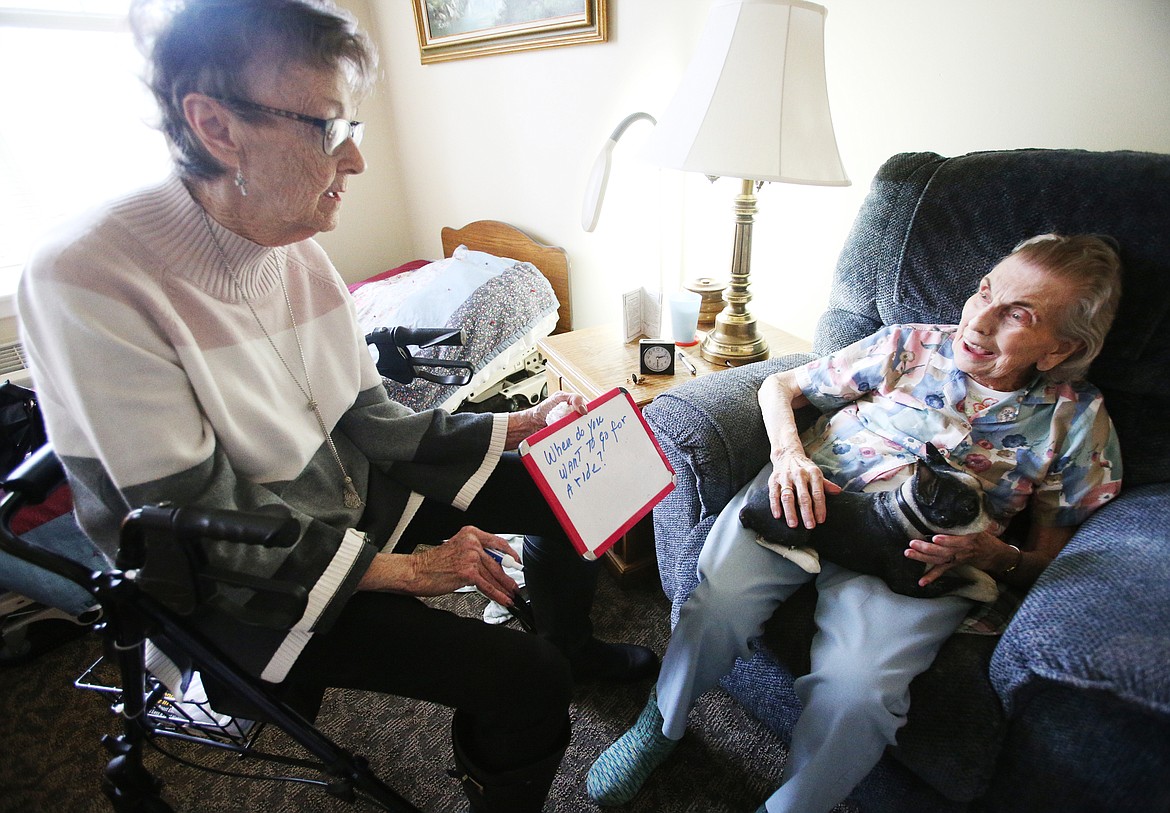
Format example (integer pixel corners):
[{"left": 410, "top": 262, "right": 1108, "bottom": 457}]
[
  {"left": 738, "top": 488, "right": 785, "bottom": 539},
  {"left": 753, "top": 537, "right": 821, "bottom": 573}
]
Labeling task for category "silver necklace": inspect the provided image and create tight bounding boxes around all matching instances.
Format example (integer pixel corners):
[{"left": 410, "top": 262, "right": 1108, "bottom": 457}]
[{"left": 201, "top": 209, "right": 364, "bottom": 510}]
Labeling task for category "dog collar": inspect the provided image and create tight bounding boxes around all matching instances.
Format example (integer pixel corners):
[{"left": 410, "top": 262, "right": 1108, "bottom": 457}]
[{"left": 895, "top": 481, "right": 936, "bottom": 539}]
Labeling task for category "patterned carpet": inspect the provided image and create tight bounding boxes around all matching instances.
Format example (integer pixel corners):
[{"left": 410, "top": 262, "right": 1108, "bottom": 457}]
[{"left": 0, "top": 568, "right": 830, "bottom": 813}]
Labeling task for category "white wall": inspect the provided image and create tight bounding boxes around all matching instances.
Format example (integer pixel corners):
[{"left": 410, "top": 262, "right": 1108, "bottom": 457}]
[
  {"left": 311, "top": 0, "right": 413, "bottom": 280},
  {"left": 332, "top": 0, "right": 1170, "bottom": 341}
]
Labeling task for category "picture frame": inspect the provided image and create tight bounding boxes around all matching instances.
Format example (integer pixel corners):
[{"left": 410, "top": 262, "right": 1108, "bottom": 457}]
[{"left": 412, "top": 0, "right": 608, "bottom": 64}]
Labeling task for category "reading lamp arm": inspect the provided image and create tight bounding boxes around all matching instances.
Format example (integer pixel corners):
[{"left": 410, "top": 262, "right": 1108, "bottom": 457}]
[{"left": 581, "top": 111, "right": 657, "bottom": 232}]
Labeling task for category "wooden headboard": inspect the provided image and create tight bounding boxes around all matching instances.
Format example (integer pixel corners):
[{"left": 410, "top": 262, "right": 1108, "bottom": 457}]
[{"left": 440, "top": 220, "right": 572, "bottom": 335}]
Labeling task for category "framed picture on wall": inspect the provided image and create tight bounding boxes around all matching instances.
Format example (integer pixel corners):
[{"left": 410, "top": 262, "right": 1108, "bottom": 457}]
[{"left": 412, "top": 0, "right": 608, "bottom": 64}]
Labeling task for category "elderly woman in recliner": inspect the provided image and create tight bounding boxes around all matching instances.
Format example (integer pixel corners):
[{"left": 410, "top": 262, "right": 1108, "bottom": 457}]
[{"left": 588, "top": 234, "right": 1124, "bottom": 813}]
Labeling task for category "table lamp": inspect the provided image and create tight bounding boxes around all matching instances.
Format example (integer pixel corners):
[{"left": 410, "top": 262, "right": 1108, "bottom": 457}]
[{"left": 644, "top": 0, "right": 849, "bottom": 365}]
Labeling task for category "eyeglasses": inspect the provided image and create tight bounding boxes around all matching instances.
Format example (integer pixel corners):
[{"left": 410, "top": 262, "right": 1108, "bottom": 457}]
[{"left": 217, "top": 98, "right": 364, "bottom": 156}]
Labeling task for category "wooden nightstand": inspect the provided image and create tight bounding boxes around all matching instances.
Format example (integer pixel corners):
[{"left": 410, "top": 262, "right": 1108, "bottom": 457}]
[{"left": 538, "top": 322, "right": 812, "bottom": 585}]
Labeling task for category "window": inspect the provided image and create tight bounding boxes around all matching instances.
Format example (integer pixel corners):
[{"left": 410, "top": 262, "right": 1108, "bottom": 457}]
[{"left": 0, "top": 2, "right": 171, "bottom": 314}]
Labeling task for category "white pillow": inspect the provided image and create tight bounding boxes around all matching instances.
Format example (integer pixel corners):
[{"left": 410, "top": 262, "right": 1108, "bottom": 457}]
[
  {"left": 352, "top": 244, "right": 514, "bottom": 333},
  {"left": 451, "top": 244, "right": 517, "bottom": 274}
]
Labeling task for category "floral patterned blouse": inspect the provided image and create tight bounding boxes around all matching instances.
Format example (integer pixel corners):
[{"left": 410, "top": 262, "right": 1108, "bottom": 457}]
[{"left": 793, "top": 324, "right": 1122, "bottom": 531}]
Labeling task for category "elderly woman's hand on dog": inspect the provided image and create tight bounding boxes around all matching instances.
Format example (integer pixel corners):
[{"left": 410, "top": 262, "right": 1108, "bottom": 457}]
[{"left": 768, "top": 449, "right": 842, "bottom": 530}]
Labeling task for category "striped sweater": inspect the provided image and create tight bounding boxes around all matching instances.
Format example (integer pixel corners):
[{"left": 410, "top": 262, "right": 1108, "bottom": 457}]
[{"left": 18, "top": 176, "right": 508, "bottom": 683}]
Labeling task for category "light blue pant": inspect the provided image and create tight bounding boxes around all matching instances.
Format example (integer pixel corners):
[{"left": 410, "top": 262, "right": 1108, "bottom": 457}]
[{"left": 655, "top": 465, "right": 972, "bottom": 813}]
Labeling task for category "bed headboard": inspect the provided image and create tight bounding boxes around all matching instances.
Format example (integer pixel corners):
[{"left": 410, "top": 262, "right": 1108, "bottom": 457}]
[{"left": 440, "top": 220, "right": 572, "bottom": 334}]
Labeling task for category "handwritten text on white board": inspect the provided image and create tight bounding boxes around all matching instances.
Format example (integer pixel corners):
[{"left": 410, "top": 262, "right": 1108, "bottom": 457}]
[
  {"left": 519, "top": 387, "right": 674, "bottom": 559},
  {"left": 542, "top": 412, "right": 631, "bottom": 501}
]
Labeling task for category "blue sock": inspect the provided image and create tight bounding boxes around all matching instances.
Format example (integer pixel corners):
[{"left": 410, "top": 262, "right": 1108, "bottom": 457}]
[{"left": 586, "top": 689, "right": 679, "bottom": 805}]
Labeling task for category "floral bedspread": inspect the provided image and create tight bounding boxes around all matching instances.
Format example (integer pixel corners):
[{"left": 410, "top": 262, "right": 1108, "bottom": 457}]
[{"left": 354, "top": 257, "right": 558, "bottom": 412}]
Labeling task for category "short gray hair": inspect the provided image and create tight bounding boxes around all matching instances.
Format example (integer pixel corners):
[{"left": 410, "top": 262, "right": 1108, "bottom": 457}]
[
  {"left": 1010, "top": 233, "right": 1122, "bottom": 382},
  {"left": 131, "top": 0, "right": 378, "bottom": 181}
]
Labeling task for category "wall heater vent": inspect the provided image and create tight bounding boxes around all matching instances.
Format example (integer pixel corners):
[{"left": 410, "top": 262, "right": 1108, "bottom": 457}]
[{"left": 0, "top": 341, "right": 33, "bottom": 386}]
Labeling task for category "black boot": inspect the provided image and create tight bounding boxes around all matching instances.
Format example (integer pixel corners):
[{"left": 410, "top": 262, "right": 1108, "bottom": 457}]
[
  {"left": 521, "top": 535, "right": 659, "bottom": 684},
  {"left": 450, "top": 709, "right": 570, "bottom": 813}
]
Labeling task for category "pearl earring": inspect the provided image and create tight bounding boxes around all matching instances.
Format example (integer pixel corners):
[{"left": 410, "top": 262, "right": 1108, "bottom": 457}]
[{"left": 234, "top": 169, "right": 248, "bottom": 197}]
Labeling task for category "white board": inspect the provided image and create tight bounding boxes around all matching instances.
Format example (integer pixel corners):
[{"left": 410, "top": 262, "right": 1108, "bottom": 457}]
[{"left": 519, "top": 387, "right": 675, "bottom": 560}]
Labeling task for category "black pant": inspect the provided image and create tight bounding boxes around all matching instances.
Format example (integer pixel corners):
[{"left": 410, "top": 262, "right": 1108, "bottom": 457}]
[
  {"left": 282, "top": 453, "right": 583, "bottom": 769},
  {"left": 401, "top": 452, "right": 603, "bottom": 657}
]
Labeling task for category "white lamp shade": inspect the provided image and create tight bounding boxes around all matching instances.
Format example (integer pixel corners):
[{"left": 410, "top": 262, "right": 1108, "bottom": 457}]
[{"left": 646, "top": 0, "right": 849, "bottom": 186}]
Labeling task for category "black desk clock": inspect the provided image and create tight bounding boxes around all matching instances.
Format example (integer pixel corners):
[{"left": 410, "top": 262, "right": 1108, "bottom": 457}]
[{"left": 638, "top": 339, "right": 676, "bottom": 375}]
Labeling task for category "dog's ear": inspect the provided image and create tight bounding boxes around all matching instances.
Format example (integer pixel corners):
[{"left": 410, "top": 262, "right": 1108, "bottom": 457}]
[
  {"left": 923, "top": 442, "right": 947, "bottom": 467},
  {"left": 915, "top": 460, "right": 940, "bottom": 502}
]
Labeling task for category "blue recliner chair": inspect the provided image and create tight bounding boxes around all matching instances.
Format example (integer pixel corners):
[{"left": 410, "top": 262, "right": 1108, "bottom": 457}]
[{"left": 643, "top": 149, "right": 1170, "bottom": 811}]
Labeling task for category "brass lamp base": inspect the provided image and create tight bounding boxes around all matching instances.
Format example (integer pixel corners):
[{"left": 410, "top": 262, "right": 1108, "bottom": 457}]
[
  {"left": 700, "top": 311, "right": 769, "bottom": 366},
  {"left": 698, "top": 177, "right": 772, "bottom": 367}
]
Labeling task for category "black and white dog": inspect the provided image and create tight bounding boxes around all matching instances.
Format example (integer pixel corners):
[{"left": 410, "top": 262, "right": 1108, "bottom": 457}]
[{"left": 738, "top": 444, "right": 997, "bottom": 600}]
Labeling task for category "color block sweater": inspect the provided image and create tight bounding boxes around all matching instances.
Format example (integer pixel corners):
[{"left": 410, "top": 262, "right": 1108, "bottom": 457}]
[{"left": 18, "top": 176, "right": 508, "bottom": 684}]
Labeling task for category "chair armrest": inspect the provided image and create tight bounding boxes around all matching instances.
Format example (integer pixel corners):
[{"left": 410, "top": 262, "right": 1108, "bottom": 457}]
[
  {"left": 990, "top": 482, "right": 1170, "bottom": 720},
  {"left": 644, "top": 353, "right": 817, "bottom": 515},
  {"left": 643, "top": 353, "right": 817, "bottom": 603}
]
